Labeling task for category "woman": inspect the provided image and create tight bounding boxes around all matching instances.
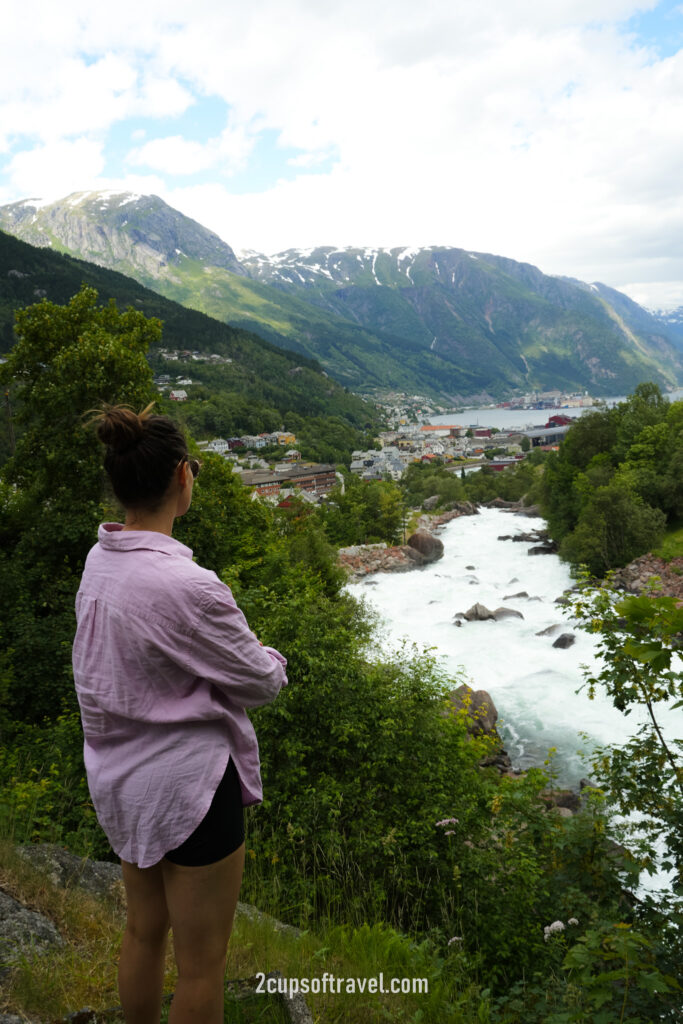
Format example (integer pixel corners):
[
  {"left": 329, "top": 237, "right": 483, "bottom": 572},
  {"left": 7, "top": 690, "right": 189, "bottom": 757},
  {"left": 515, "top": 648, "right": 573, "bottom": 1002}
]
[{"left": 72, "top": 404, "right": 287, "bottom": 1024}]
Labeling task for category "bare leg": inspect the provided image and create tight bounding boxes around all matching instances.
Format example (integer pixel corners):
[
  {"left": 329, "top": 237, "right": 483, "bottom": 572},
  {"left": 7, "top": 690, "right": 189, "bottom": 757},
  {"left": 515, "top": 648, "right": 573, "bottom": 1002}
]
[
  {"left": 119, "top": 860, "right": 170, "bottom": 1024},
  {"left": 162, "top": 842, "right": 245, "bottom": 1024}
]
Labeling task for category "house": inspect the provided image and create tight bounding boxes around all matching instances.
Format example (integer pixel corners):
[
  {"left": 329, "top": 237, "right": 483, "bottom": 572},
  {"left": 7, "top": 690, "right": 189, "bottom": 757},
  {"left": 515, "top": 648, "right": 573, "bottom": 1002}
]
[
  {"left": 240, "top": 463, "right": 337, "bottom": 499},
  {"left": 169, "top": 389, "right": 188, "bottom": 402},
  {"left": 205, "top": 438, "right": 229, "bottom": 454}
]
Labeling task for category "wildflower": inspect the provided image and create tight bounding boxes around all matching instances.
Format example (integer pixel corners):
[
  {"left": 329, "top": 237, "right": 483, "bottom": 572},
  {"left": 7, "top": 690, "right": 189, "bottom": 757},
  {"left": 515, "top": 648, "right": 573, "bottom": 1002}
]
[
  {"left": 543, "top": 920, "right": 566, "bottom": 942},
  {"left": 447, "top": 936, "right": 462, "bottom": 946},
  {"left": 444, "top": 830, "right": 455, "bottom": 835},
  {"left": 436, "top": 817, "right": 459, "bottom": 827},
  {"left": 568, "top": 918, "right": 579, "bottom": 926}
]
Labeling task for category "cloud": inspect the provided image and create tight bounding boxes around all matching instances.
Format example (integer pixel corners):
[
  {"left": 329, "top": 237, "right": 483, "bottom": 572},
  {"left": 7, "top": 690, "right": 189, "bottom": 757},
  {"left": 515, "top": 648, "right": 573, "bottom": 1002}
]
[
  {"left": 127, "top": 122, "right": 255, "bottom": 176},
  {"left": 2, "top": 0, "right": 683, "bottom": 306},
  {"left": 5, "top": 138, "right": 106, "bottom": 199}
]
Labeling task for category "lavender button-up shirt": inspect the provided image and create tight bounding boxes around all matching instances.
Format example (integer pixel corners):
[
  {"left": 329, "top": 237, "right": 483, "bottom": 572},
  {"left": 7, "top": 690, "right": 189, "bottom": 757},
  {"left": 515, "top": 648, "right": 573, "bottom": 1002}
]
[{"left": 72, "top": 523, "right": 287, "bottom": 868}]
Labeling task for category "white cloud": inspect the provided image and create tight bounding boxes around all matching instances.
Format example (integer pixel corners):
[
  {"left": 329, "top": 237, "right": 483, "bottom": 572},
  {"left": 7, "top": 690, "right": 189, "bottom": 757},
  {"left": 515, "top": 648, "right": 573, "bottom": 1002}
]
[
  {"left": 6, "top": 138, "right": 106, "bottom": 198},
  {"left": 2, "top": 0, "right": 683, "bottom": 306}
]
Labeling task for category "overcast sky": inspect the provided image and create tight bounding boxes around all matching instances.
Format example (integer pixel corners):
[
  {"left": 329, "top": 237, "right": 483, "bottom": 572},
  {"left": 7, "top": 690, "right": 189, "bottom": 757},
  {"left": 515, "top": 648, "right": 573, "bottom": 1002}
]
[{"left": 2, "top": 0, "right": 683, "bottom": 309}]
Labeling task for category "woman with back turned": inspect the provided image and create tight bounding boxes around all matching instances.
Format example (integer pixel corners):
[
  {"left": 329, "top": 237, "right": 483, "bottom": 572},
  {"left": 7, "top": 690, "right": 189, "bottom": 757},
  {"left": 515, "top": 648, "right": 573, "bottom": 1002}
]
[{"left": 72, "top": 404, "right": 287, "bottom": 1023}]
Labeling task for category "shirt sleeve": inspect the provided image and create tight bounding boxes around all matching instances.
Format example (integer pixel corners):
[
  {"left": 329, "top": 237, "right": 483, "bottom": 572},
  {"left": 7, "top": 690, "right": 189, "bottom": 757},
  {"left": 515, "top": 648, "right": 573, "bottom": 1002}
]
[{"left": 188, "top": 580, "right": 288, "bottom": 708}]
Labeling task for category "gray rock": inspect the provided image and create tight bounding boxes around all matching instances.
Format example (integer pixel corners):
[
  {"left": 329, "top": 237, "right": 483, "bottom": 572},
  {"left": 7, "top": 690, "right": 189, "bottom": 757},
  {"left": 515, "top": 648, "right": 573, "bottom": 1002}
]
[
  {"left": 529, "top": 545, "right": 556, "bottom": 555},
  {"left": 462, "top": 602, "right": 496, "bottom": 621},
  {"left": 541, "top": 788, "right": 581, "bottom": 812},
  {"left": 17, "top": 844, "right": 122, "bottom": 899},
  {"left": 0, "top": 888, "right": 63, "bottom": 975},
  {"left": 516, "top": 503, "right": 541, "bottom": 517},
  {"left": 447, "top": 684, "right": 499, "bottom": 735},
  {"left": 552, "top": 633, "right": 576, "bottom": 649},
  {"left": 465, "top": 565, "right": 476, "bottom": 570},
  {"left": 422, "top": 495, "right": 440, "bottom": 510},
  {"left": 493, "top": 607, "right": 524, "bottom": 620},
  {"left": 536, "top": 624, "right": 564, "bottom": 636},
  {"left": 507, "top": 577, "right": 519, "bottom": 584},
  {"left": 504, "top": 591, "right": 528, "bottom": 599},
  {"left": 407, "top": 530, "right": 444, "bottom": 563},
  {"left": 487, "top": 498, "right": 519, "bottom": 509}
]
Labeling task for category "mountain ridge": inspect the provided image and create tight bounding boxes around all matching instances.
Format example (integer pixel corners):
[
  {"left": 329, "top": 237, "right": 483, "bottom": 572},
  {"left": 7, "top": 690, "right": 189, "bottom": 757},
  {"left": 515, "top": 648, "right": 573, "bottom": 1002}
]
[{"left": 2, "top": 191, "right": 681, "bottom": 399}]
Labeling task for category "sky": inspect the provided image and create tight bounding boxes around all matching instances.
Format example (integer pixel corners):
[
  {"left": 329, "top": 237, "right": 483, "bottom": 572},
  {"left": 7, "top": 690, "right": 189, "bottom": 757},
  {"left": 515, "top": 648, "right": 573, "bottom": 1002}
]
[{"left": 2, "top": 0, "right": 683, "bottom": 309}]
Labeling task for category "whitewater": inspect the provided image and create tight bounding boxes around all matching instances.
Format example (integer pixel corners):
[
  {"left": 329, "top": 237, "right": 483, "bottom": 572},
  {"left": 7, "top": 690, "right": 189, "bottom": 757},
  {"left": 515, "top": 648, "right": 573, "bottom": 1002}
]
[{"left": 347, "top": 507, "right": 683, "bottom": 791}]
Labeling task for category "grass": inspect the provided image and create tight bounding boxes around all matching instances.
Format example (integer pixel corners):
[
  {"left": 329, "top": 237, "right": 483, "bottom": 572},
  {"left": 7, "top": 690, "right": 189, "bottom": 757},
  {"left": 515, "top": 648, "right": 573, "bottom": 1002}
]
[
  {"left": 0, "top": 838, "right": 487, "bottom": 1024},
  {"left": 652, "top": 517, "right": 683, "bottom": 561}
]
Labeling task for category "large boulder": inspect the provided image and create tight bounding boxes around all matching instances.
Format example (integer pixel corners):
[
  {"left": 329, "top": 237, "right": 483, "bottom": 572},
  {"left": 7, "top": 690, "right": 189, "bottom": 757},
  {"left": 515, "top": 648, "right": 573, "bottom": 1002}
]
[
  {"left": 447, "top": 684, "right": 499, "bottom": 735},
  {"left": 492, "top": 607, "right": 524, "bottom": 621},
  {"left": 17, "top": 843, "right": 123, "bottom": 900},
  {"left": 0, "top": 889, "right": 63, "bottom": 978},
  {"left": 553, "top": 633, "right": 576, "bottom": 649},
  {"left": 407, "top": 529, "right": 444, "bottom": 563},
  {"left": 459, "top": 602, "right": 496, "bottom": 621},
  {"left": 422, "top": 495, "right": 440, "bottom": 510}
]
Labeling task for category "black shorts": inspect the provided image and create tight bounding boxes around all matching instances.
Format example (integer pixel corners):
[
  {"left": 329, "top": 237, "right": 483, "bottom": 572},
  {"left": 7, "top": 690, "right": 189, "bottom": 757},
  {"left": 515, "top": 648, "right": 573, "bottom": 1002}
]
[{"left": 165, "top": 757, "right": 245, "bottom": 867}]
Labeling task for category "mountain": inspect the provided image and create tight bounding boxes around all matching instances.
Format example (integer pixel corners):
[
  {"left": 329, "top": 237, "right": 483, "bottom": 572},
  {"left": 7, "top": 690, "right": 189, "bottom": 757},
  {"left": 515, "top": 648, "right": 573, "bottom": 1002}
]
[
  {"left": 0, "top": 228, "right": 377, "bottom": 433},
  {"left": 651, "top": 305, "right": 683, "bottom": 348},
  {"left": 2, "top": 191, "right": 682, "bottom": 399}
]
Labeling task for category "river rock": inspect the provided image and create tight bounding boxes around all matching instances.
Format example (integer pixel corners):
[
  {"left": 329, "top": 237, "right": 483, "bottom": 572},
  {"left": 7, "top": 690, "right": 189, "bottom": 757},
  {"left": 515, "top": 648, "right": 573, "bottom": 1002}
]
[
  {"left": 465, "top": 564, "right": 476, "bottom": 570},
  {"left": 460, "top": 602, "right": 496, "bottom": 621},
  {"left": 487, "top": 498, "right": 519, "bottom": 509},
  {"left": 540, "top": 788, "right": 581, "bottom": 812},
  {"left": 552, "top": 633, "right": 576, "bottom": 648},
  {"left": 536, "top": 623, "right": 564, "bottom": 636},
  {"left": 516, "top": 504, "right": 541, "bottom": 517},
  {"left": 422, "top": 495, "right": 440, "bottom": 510},
  {"left": 493, "top": 607, "right": 524, "bottom": 620},
  {"left": 447, "top": 683, "right": 499, "bottom": 735},
  {"left": 512, "top": 531, "right": 542, "bottom": 542},
  {"left": 504, "top": 591, "right": 528, "bottom": 599},
  {"left": 529, "top": 544, "right": 556, "bottom": 555},
  {"left": 407, "top": 529, "right": 444, "bottom": 563}
]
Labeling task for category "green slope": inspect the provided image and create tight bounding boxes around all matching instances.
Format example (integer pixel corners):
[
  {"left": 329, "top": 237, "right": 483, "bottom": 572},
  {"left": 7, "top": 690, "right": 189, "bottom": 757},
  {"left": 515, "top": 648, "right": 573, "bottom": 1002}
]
[{"left": 0, "top": 230, "right": 378, "bottom": 432}]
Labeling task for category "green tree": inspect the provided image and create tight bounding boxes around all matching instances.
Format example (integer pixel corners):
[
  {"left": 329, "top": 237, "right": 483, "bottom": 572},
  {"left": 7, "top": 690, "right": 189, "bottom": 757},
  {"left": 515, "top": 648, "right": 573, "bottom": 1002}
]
[{"left": 0, "top": 287, "right": 159, "bottom": 720}]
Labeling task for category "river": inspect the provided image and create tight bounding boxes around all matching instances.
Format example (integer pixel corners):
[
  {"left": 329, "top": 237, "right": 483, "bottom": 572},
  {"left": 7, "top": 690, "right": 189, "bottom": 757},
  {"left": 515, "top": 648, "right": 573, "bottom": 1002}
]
[{"left": 346, "top": 508, "right": 683, "bottom": 793}]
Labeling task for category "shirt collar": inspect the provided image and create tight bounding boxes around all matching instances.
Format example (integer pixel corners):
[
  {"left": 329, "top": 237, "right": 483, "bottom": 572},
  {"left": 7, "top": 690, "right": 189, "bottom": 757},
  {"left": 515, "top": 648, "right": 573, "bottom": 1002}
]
[{"left": 98, "top": 523, "right": 193, "bottom": 560}]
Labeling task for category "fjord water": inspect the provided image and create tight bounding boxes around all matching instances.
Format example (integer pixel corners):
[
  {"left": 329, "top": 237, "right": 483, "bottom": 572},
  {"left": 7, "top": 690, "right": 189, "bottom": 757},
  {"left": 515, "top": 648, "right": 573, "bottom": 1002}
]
[{"left": 347, "top": 508, "right": 683, "bottom": 789}]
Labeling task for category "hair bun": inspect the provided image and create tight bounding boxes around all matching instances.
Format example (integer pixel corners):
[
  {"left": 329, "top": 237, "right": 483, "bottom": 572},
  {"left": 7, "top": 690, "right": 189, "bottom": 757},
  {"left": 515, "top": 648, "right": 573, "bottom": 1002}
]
[{"left": 96, "top": 406, "right": 145, "bottom": 453}]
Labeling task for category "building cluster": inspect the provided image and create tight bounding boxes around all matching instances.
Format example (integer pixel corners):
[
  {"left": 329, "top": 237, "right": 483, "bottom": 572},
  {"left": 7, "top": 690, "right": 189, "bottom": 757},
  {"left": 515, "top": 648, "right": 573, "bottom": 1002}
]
[
  {"left": 498, "top": 390, "right": 595, "bottom": 410},
  {"left": 199, "top": 432, "right": 297, "bottom": 454},
  {"left": 350, "top": 424, "right": 527, "bottom": 480},
  {"left": 157, "top": 349, "right": 233, "bottom": 365}
]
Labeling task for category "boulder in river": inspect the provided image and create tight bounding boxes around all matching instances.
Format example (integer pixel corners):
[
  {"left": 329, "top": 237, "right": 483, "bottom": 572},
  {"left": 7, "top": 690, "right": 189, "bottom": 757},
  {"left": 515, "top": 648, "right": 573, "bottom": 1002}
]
[
  {"left": 493, "top": 607, "right": 524, "bottom": 620},
  {"left": 447, "top": 683, "right": 499, "bottom": 735},
  {"left": 552, "top": 633, "right": 576, "bottom": 649},
  {"left": 504, "top": 591, "right": 529, "bottom": 599},
  {"left": 407, "top": 529, "right": 444, "bottom": 563},
  {"left": 529, "top": 544, "right": 557, "bottom": 555},
  {"left": 536, "top": 623, "right": 564, "bottom": 636},
  {"left": 461, "top": 602, "right": 496, "bottom": 621}
]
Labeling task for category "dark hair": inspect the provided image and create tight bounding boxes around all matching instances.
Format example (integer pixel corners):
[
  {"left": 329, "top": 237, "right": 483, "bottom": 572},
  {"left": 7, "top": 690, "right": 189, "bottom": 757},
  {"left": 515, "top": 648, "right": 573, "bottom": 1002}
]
[{"left": 92, "top": 404, "right": 189, "bottom": 509}]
